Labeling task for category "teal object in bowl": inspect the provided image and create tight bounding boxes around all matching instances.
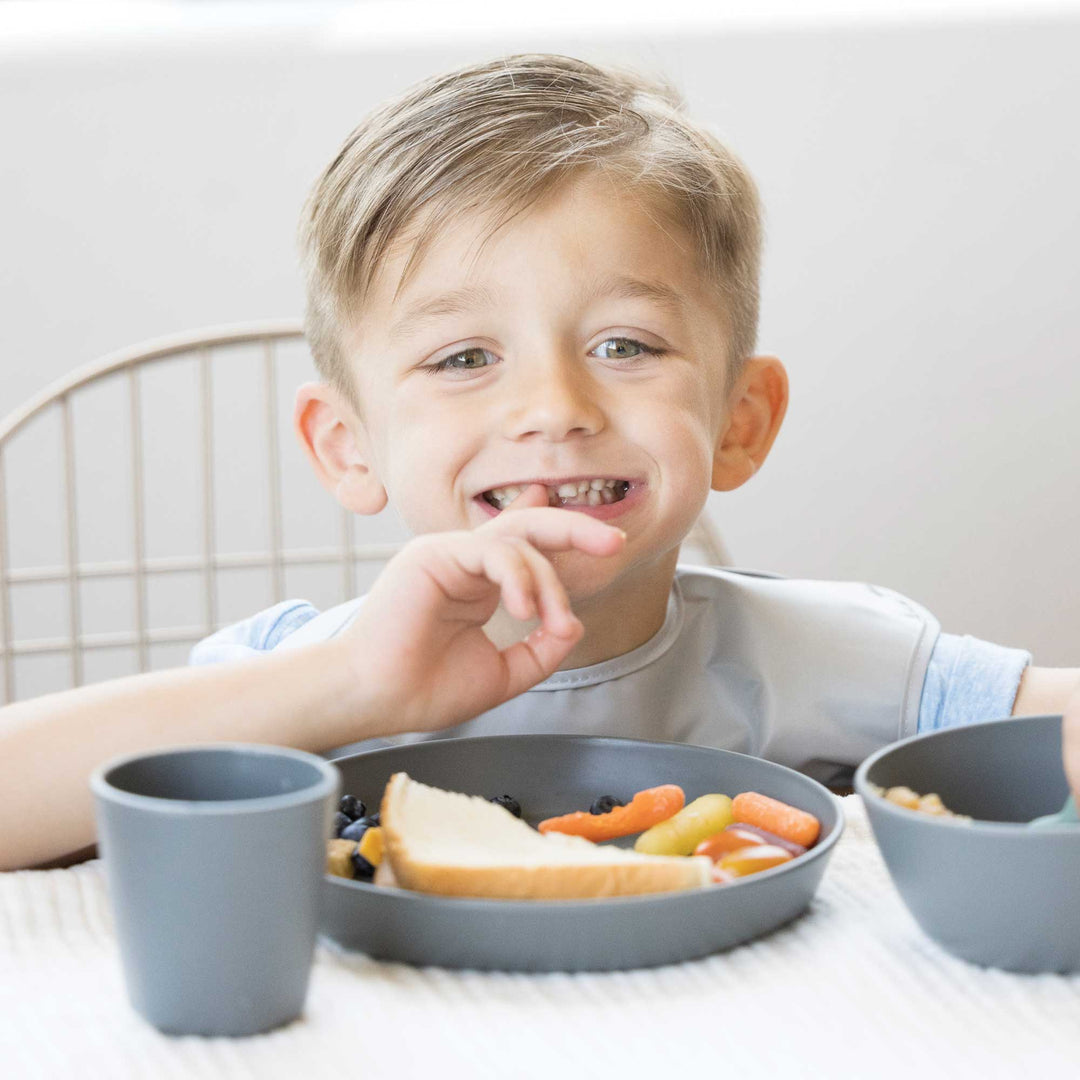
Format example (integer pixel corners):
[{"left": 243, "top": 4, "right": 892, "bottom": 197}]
[{"left": 855, "top": 714, "right": 1079, "bottom": 973}]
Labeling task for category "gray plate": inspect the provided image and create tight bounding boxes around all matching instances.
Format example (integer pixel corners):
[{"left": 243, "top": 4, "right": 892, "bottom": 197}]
[{"left": 320, "top": 735, "right": 843, "bottom": 971}]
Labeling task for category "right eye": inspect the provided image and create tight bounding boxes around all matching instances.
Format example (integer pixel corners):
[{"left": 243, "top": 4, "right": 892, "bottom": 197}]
[{"left": 426, "top": 347, "right": 499, "bottom": 375}]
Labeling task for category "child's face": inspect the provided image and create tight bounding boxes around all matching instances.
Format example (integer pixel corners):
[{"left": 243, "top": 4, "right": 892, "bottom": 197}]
[{"left": 338, "top": 172, "right": 740, "bottom": 598}]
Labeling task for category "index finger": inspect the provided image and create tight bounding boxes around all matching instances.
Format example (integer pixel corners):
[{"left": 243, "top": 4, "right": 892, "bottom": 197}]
[{"left": 481, "top": 505, "right": 626, "bottom": 556}]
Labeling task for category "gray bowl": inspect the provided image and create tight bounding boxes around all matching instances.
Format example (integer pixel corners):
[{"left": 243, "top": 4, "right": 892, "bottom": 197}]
[
  {"left": 855, "top": 713, "right": 1078, "bottom": 973},
  {"left": 320, "top": 735, "right": 842, "bottom": 971}
]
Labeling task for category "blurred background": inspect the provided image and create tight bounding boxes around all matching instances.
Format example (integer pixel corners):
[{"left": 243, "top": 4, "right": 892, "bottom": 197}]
[{"left": 1, "top": 0, "right": 1078, "bottom": 701}]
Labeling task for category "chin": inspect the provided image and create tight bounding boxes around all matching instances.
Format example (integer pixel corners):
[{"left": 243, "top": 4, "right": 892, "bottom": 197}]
[{"left": 554, "top": 546, "right": 679, "bottom": 605}]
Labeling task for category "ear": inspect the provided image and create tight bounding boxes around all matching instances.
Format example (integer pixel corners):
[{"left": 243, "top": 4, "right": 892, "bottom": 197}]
[
  {"left": 293, "top": 382, "right": 388, "bottom": 515},
  {"left": 711, "top": 356, "right": 789, "bottom": 492}
]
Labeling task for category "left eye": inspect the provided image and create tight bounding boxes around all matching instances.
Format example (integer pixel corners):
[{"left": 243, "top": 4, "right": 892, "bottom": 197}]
[
  {"left": 592, "top": 338, "right": 662, "bottom": 361},
  {"left": 428, "top": 347, "right": 499, "bottom": 374}
]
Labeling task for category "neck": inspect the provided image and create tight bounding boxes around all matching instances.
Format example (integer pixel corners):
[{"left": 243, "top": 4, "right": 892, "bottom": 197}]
[{"left": 484, "top": 549, "right": 679, "bottom": 670}]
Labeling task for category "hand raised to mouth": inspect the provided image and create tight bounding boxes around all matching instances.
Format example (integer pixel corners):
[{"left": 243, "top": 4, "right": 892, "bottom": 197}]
[{"left": 340, "top": 490, "right": 626, "bottom": 735}]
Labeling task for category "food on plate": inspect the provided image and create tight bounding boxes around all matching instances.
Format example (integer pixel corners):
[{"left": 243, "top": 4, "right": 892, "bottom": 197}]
[
  {"left": 357, "top": 825, "right": 383, "bottom": 866},
  {"left": 633, "top": 793, "right": 734, "bottom": 856},
  {"left": 867, "top": 783, "right": 971, "bottom": 821},
  {"left": 722, "top": 822, "right": 808, "bottom": 856},
  {"left": 537, "top": 784, "right": 685, "bottom": 842},
  {"left": 488, "top": 794, "right": 523, "bottom": 818},
  {"left": 589, "top": 795, "right": 625, "bottom": 814},
  {"left": 715, "top": 844, "right": 794, "bottom": 880},
  {"left": 326, "top": 790, "right": 385, "bottom": 880},
  {"left": 692, "top": 823, "right": 807, "bottom": 862},
  {"left": 326, "top": 838, "right": 357, "bottom": 879},
  {"left": 350, "top": 847, "right": 376, "bottom": 880},
  {"left": 326, "top": 832, "right": 382, "bottom": 882},
  {"left": 731, "top": 791, "right": 821, "bottom": 848},
  {"left": 380, "top": 773, "right": 711, "bottom": 900},
  {"left": 325, "top": 779, "right": 823, "bottom": 891}
]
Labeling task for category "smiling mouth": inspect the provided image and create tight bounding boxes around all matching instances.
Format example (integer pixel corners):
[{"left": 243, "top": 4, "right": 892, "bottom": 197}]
[{"left": 482, "top": 478, "right": 632, "bottom": 510}]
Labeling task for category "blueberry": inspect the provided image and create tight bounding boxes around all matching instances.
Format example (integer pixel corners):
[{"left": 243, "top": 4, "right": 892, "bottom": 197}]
[
  {"left": 350, "top": 850, "right": 376, "bottom": 880},
  {"left": 340, "top": 818, "right": 370, "bottom": 843},
  {"left": 589, "top": 795, "right": 625, "bottom": 815},
  {"left": 367, "top": 811, "right": 380, "bottom": 827},
  {"left": 489, "top": 795, "right": 522, "bottom": 818},
  {"left": 339, "top": 794, "right": 366, "bottom": 820},
  {"left": 331, "top": 811, "right": 352, "bottom": 838}
]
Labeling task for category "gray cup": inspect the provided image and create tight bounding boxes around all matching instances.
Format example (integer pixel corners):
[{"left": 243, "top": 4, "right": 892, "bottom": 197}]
[{"left": 91, "top": 743, "right": 339, "bottom": 1036}]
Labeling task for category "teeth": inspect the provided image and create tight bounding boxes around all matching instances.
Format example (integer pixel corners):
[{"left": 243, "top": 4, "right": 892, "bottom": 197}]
[{"left": 484, "top": 478, "right": 629, "bottom": 509}]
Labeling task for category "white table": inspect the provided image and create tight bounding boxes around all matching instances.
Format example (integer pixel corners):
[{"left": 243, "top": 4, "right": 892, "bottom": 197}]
[{"left": 1, "top": 797, "right": 1077, "bottom": 1079}]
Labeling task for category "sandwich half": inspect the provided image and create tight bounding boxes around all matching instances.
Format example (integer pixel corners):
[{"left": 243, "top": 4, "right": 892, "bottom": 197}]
[{"left": 380, "top": 772, "right": 712, "bottom": 900}]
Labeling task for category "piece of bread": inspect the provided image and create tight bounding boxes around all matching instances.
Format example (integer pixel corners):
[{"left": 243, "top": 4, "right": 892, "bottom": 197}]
[{"left": 380, "top": 772, "right": 712, "bottom": 900}]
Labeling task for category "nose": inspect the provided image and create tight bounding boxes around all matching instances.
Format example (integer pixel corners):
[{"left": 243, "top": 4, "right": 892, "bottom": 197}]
[{"left": 502, "top": 353, "right": 605, "bottom": 443}]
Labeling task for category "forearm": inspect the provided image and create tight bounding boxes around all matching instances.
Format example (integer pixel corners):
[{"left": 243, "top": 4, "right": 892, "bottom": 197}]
[
  {"left": 1012, "top": 667, "right": 1080, "bottom": 716},
  {"left": 0, "top": 640, "right": 383, "bottom": 871}
]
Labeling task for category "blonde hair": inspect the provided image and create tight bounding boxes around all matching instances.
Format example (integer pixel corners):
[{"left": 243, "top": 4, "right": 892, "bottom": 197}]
[{"left": 299, "top": 53, "right": 762, "bottom": 397}]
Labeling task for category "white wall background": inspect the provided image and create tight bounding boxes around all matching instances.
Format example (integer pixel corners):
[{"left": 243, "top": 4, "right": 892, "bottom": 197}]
[{"left": 1, "top": 1, "right": 1078, "bottom": 695}]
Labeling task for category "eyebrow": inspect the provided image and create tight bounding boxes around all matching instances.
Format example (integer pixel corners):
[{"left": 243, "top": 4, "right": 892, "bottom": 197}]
[
  {"left": 386, "top": 284, "right": 498, "bottom": 344},
  {"left": 581, "top": 274, "right": 687, "bottom": 317},
  {"left": 386, "top": 274, "right": 685, "bottom": 344}
]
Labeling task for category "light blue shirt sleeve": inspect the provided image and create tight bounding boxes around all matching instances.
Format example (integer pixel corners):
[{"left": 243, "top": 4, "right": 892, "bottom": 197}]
[
  {"left": 917, "top": 632, "right": 1032, "bottom": 732},
  {"left": 188, "top": 600, "right": 321, "bottom": 666}
]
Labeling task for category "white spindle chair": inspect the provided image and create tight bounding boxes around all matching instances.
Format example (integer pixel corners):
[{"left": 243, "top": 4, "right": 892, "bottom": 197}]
[{"left": 0, "top": 322, "right": 731, "bottom": 705}]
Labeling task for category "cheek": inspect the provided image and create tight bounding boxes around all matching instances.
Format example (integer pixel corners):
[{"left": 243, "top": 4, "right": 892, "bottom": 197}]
[
  {"left": 375, "top": 404, "right": 473, "bottom": 533},
  {"left": 634, "top": 394, "right": 716, "bottom": 485}
]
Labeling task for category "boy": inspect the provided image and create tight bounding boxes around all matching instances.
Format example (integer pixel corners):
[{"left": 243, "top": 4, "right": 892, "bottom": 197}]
[
  {"left": 2, "top": 55, "right": 1078, "bottom": 872},
  {"left": 192, "top": 53, "right": 1077, "bottom": 782}
]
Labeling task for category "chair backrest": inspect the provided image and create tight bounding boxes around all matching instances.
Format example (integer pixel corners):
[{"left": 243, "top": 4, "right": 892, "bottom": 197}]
[{"left": 0, "top": 321, "right": 731, "bottom": 705}]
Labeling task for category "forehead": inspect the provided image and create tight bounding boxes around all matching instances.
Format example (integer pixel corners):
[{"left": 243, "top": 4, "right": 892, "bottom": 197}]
[{"left": 360, "top": 172, "right": 721, "bottom": 332}]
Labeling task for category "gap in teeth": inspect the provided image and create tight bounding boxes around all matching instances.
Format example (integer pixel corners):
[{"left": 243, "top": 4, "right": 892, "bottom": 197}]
[{"left": 484, "top": 479, "right": 629, "bottom": 509}]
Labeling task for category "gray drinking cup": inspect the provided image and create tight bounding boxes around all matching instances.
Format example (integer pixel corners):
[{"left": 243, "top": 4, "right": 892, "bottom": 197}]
[{"left": 91, "top": 743, "right": 339, "bottom": 1036}]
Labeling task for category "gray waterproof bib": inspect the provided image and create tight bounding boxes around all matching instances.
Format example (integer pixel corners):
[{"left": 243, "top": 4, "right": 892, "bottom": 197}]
[{"left": 279, "top": 566, "right": 940, "bottom": 782}]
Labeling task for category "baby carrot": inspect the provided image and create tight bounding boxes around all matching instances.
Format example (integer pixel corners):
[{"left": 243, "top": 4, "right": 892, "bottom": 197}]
[
  {"left": 538, "top": 785, "right": 685, "bottom": 842},
  {"left": 731, "top": 792, "right": 821, "bottom": 848}
]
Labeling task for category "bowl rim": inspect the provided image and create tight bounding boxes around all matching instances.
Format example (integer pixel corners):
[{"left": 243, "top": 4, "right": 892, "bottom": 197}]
[{"left": 853, "top": 713, "right": 1075, "bottom": 835}]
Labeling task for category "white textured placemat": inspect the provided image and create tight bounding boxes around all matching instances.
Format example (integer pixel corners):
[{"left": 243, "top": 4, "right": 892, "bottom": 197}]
[{"left": 1, "top": 797, "right": 1078, "bottom": 1080}]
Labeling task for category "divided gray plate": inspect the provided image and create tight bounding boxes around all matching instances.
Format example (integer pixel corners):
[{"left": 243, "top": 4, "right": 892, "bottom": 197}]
[{"left": 320, "top": 735, "right": 842, "bottom": 971}]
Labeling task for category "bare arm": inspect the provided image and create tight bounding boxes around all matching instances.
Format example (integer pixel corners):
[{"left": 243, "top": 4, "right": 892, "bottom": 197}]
[
  {"left": 0, "top": 638, "right": 386, "bottom": 871},
  {"left": 1011, "top": 666, "right": 1080, "bottom": 717}
]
